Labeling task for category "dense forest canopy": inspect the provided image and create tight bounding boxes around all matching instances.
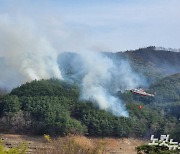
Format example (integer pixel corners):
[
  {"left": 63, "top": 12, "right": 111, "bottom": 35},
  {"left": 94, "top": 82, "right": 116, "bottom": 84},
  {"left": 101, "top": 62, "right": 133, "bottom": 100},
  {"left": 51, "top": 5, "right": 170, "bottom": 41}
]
[
  {"left": 0, "top": 77, "right": 179, "bottom": 141},
  {"left": 0, "top": 47, "right": 179, "bottom": 142}
]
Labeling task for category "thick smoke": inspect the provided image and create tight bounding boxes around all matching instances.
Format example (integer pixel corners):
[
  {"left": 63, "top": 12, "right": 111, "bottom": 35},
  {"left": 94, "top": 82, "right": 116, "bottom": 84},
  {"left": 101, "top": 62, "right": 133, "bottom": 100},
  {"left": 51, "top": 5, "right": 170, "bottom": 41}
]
[
  {"left": 0, "top": 14, "right": 145, "bottom": 117},
  {"left": 81, "top": 52, "right": 146, "bottom": 117},
  {"left": 80, "top": 51, "right": 129, "bottom": 117},
  {"left": 59, "top": 51, "right": 145, "bottom": 117},
  {"left": 0, "top": 14, "right": 62, "bottom": 89}
]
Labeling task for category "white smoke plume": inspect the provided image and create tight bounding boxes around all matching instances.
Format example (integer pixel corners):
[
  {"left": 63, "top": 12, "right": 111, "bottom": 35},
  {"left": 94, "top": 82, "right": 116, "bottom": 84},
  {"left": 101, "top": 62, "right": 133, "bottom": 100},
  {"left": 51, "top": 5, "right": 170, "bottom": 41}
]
[
  {"left": 0, "top": 13, "right": 145, "bottom": 117},
  {"left": 79, "top": 52, "right": 127, "bottom": 116},
  {"left": 76, "top": 51, "right": 144, "bottom": 117},
  {"left": 0, "top": 14, "right": 62, "bottom": 89}
]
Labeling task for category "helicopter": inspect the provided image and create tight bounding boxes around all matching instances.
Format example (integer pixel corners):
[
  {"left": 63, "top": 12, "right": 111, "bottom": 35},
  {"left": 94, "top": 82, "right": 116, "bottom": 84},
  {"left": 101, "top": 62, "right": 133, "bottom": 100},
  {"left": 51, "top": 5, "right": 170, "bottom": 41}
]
[{"left": 130, "top": 88, "right": 155, "bottom": 97}]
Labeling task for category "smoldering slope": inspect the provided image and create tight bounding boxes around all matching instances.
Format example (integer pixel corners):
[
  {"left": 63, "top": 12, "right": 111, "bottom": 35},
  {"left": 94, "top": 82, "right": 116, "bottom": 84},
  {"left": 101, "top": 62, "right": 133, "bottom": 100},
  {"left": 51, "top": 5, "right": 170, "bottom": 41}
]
[
  {"left": 59, "top": 51, "right": 146, "bottom": 117},
  {"left": 80, "top": 52, "right": 143, "bottom": 117},
  {"left": 0, "top": 14, "right": 146, "bottom": 117},
  {"left": 0, "top": 14, "right": 62, "bottom": 90}
]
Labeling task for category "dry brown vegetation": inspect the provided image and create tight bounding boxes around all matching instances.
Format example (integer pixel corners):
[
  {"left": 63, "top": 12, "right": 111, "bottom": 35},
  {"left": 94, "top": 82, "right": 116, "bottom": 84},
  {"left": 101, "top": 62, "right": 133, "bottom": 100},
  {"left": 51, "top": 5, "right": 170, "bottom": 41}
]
[
  {"left": 36, "top": 135, "right": 107, "bottom": 154},
  {"left": 0, "top": 134, "right": 147, "bottom": 154}
]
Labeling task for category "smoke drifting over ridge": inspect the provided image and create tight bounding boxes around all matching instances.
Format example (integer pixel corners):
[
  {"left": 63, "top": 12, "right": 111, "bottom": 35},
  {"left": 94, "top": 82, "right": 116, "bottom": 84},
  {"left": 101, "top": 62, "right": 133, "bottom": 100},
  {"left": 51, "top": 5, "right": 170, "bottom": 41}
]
[
  {"left": 59, "top": 51, "right": 146, "bottom": 117},
  {"left": 0, "top": 14, "right": 145, "bottom": 117}
]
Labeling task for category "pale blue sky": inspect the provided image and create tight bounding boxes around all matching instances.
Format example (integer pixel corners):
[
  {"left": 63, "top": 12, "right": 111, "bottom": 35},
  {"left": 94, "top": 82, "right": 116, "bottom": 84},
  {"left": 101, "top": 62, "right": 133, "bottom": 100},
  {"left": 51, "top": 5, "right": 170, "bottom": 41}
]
[{"left": 0, "top": 0, "right": 180, "bottom": 51}]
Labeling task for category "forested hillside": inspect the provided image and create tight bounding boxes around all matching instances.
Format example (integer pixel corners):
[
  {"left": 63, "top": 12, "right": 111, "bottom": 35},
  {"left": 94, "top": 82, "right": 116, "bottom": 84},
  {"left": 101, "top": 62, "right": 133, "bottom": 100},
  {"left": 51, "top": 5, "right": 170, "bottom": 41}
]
[
  {"left": 0, "top": 47, "right": 180, "bottom": 142},
  {"left": 0, "top": 78, "right": 179, "bottom": 141},
  {"left": 121, "top": 46, "right": 180, "bottom": 75},
  {"left": 150, "top": 73, "right": 180, "bottom": 103},
  {"left": 115, "top": 46, "right": 180, "bottom": 83}
]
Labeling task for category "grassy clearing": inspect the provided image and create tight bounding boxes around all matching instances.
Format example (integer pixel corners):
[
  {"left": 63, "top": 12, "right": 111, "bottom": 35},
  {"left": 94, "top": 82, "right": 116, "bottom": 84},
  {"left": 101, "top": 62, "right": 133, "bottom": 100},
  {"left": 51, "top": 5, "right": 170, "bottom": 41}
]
[{"left": 36, "top": 135, "right": 107, "bottom": 154}]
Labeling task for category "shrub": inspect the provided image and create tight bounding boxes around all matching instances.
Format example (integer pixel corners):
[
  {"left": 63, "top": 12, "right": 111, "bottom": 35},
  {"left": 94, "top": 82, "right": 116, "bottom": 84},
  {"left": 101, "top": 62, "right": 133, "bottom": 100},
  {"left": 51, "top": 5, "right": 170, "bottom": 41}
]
[{"left": 0, "top": 139, "right": 27, "bottom": 154}]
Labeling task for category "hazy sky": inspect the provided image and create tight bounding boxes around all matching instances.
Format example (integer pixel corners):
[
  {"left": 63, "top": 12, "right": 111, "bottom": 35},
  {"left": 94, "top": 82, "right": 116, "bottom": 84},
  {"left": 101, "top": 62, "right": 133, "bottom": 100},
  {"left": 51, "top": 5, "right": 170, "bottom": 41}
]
[{"left": 0, "top": 0, "right": 180, "bottom": 51}]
